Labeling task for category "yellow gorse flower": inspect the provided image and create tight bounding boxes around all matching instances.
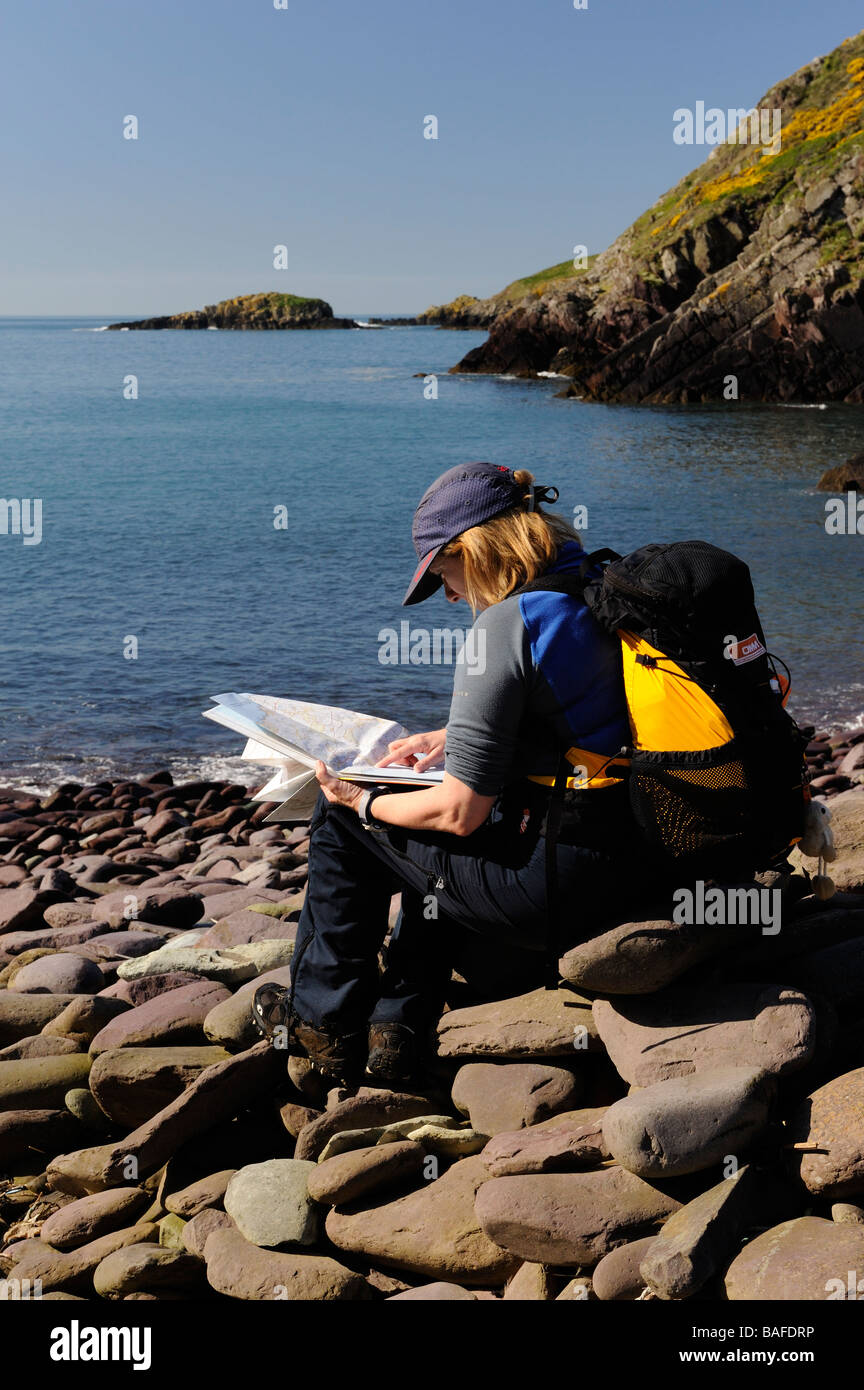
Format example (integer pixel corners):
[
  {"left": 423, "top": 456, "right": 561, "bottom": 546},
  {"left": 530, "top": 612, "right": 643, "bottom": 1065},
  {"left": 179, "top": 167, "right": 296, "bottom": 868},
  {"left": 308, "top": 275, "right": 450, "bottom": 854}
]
[{"left": 650, "top": 50, "right": 864, "bottom": 234}]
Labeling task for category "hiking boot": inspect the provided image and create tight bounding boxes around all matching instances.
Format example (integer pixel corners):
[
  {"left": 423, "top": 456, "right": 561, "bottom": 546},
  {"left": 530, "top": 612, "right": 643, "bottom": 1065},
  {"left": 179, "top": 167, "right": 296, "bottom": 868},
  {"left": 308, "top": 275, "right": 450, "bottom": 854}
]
[
  {"left": 251, "top": 985, "right": 366, "bottom": 1085},
  {"left": 366, "top": 1022, "right": 420, "bottom": 1085},
  {"left": 251, "top": 983, "right": 298, "bottom": 1046},
  {"left": 293, "top": 1018, "right": 368, "bottom": 1085}
]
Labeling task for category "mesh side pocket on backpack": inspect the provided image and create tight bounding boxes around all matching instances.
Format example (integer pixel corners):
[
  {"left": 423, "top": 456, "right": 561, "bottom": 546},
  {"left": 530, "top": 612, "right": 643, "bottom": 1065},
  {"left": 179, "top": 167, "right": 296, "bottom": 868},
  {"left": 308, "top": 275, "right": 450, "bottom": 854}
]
[{"left": 627, "top": 743, "right": 755, "bottom": 871}]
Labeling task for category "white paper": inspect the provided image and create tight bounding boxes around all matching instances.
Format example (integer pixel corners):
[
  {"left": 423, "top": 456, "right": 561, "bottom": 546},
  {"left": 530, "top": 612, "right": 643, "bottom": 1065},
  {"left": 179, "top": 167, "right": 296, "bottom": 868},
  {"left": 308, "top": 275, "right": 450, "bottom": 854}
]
[
  {"left": 206, "top": 693, "right": 407, "bottom": 771},
  {"left": 251, "top": 766, "right": 317, "bottom": 803},
  {"left": 338, "top": 764, "right": 444, "bottom": 783},
  {"left": 203, "top": 693, "right": 443, "bottom": 814}
]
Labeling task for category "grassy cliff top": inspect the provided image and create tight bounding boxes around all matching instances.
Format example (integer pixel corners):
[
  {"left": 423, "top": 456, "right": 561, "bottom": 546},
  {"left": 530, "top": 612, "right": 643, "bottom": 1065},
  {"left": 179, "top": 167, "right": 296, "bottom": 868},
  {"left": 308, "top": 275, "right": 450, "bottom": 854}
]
[
  {"left": 485, "top": 256, "right": 600, "bottom": 305},
  {"left": 420, "top": 257, "right": 600, "bottom": 321},
  {"left": 460, "top": 29, "right": 864, "bottom": 311},
  {"left": 625, "top": 31, "right": 864, "bottom": 260}
]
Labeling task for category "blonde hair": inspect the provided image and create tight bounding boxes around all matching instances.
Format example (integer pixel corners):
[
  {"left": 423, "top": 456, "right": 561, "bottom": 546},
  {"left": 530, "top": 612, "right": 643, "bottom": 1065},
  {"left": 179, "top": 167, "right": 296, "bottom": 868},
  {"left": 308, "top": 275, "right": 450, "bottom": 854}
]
[{"left": 439, "top": 469, "right": 580, "bottom": 612}]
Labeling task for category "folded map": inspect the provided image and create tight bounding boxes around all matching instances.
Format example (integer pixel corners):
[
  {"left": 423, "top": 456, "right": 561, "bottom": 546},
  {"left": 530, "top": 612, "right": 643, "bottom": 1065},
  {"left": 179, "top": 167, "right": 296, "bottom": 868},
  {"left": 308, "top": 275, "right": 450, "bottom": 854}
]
[{"left": 202, "top": 693, "right": 444, "bottom": 821}]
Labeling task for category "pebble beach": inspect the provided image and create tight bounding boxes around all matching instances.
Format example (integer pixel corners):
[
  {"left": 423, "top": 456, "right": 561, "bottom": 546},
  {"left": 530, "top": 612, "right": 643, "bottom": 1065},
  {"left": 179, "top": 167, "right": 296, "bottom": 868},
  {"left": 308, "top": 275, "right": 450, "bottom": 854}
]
[{"left": 0, "top": 721, "right": 862, "bottom": 1302}]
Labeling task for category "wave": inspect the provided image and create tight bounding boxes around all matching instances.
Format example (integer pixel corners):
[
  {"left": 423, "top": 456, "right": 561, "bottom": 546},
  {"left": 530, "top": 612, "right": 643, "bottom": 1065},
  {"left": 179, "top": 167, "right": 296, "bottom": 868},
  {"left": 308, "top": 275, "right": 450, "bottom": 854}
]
[{"left": 0, "top": 753, "right": 273, "bottom": 798}]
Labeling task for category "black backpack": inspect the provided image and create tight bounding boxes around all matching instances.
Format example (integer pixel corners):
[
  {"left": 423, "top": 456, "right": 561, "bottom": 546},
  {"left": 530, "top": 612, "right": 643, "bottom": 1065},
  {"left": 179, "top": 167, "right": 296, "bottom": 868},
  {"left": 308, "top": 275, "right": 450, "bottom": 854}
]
[{"left": 521, "top": 540, "right": 810, "bottom": 985}]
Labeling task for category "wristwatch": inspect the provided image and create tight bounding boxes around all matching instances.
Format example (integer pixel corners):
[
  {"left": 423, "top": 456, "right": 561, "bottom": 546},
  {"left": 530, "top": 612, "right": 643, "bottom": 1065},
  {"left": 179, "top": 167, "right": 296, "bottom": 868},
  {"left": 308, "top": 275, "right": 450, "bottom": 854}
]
[{"left": 357, "top": 789, "right": 388, "bottom": 832}]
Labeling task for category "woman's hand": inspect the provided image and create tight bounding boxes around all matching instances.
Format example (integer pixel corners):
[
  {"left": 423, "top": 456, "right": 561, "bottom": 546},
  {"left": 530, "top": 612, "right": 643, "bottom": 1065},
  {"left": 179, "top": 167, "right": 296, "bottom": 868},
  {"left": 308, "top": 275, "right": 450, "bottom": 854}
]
[
  {"left": 376, "top": 728, "right": 447, "bottom": 773},
  {"left": 314, "top": 761, "right": 365, "bottom": 811}
]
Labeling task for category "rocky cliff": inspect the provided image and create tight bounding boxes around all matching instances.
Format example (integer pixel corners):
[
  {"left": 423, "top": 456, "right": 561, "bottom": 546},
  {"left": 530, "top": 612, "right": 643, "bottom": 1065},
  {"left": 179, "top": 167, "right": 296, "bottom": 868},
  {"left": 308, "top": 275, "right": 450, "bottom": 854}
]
[
  {"left": 451, "top": 31, "right": 864, "bottom": 403},
  {"left": 418, "top": 263, "right": 598, "bottom": 329},
  {"left": 109, "top": 292, "right": 356, "bottom": 331}
]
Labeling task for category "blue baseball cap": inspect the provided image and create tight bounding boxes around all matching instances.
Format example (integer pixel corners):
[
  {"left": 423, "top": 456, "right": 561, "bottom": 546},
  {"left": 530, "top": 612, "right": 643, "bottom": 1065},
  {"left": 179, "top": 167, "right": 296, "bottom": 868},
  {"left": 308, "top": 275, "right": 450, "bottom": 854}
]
[{"left": 402, "top": 462, "right": 558, "bottom": 605}]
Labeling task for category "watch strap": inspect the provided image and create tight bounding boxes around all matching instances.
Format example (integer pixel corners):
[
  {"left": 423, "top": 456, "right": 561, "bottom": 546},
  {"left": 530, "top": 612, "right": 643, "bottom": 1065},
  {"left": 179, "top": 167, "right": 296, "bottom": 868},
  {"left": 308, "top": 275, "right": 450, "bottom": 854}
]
[{"left": 358, "top": 789, "right": 386, "bottom": 831}]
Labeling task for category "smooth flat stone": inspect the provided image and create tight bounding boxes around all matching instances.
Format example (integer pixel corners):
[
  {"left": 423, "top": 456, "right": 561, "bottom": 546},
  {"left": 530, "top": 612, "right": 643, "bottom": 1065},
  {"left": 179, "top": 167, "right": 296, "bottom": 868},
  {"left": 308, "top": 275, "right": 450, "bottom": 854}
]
[
  {"left": 593, "top": 982, "right": 815, "bottom": 1086},
  {"left": 0, "top": 1035, "right": 81, "bottom": 1060},
  {"left": 789, "top": 1066, "right": 864, "bottom": 1201},
  {"left": 0, "top": 1054, "right": 93, "bottom": 1112},
  {"left": 39, "top": 1187, "right": 151, "bottom": 1251},
  {"left": 592, "top": 1237, "right": 657, "bottom": 1300},
  {"left": 452, "top": 1061, "right": 582, "bottom": 1136},
  {"left": 197, "top": 908, "right": 300, "bottom": 949},
  {"left": 93, "top": 1242, "right": 204, "bottom": 1298},
  {"left": 202, "top": 1226, "right": 370, "bottom": 1300},
  {"left": 639, "top": 1165, "right": 765, "bottom": 1299},
  {"left": 481, "top": 1107, "right": 610, "bottom": 1177},
  {"left": 725, "top": 1216, "right": 864, "bottom": 1299},
  {"left": 559, "top": 914, "right": 750, "bottom": 994},
  {"left": 165, "top": 1169, "right": 236, "bottom": 1218},
  {"left": 436, "top": 987, "right": 599, "bottom": 1059},
  {"left": 116, "top": 946, "right": 256, "bottom": 987},
  {"left": 98, "top": 971, "right": 202, "bottom": 1007},
  {"left": 11, "top": 954, "right": 104, "bottom": 995},
  {"left": 307, "top": 1141, "right": 426, "bottom": 1208},
  {"left": 182, "top": 1208, "right": 234, "bottom": 1258},
  {"left": 6, "top": 1223, "right": 159, "bottom": 1295},
  {"left": 224, "top": 1159, "right": 319, "bottom": 1248},
  {"left": 475, "top": 1165, "right": 683, "bottom": 1267},
  {"left": 199, "top": 888, "right": 286, "bottom": 922},
  {"left": 315, "top": 1115, "right": 459, "bottom": 1162},
  {"left": 89, "top": 1045, "right": 231, "bottom": 1126},
  {"left": 326, "top": 1154, "right": 519, "bottom": 1286},
  {"left": 602, "top": 1066, "right": 776, "bottom": 1178},
  {"left": 387, "top": 1282, "right": 478, "bottom": 1301},
  {"left": 88, "top": 980, "right": 230, "bottom": 1055},
  {"left": 91, "top": 886, "right": 203, "bottom": 930},
  {"left": 42, "top": 994, "right": 131, "bottom": 1044},
  {"left": 0, "top": 993, "right": 80, "bottom": 1045},
  {"left": 502, "top": 1261, "right": 556, "bottom": 1301}
]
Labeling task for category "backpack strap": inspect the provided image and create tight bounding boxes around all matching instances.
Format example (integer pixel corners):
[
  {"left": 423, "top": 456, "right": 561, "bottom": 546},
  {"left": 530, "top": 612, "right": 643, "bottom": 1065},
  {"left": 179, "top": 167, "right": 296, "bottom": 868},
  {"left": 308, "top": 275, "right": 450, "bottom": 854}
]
[
  {"left": 517, "top": 548, "right": 621, "bottom": 599},
  {"left": 544, "top": 753, "right": 571, "bottom": 990}
]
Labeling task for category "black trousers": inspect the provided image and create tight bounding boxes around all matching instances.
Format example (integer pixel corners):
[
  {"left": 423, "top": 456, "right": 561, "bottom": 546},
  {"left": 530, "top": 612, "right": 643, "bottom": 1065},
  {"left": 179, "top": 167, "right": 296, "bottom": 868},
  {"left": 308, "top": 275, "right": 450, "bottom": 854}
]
[{"left": 288, "top": 783, "right": 672, "bottom": 1034}]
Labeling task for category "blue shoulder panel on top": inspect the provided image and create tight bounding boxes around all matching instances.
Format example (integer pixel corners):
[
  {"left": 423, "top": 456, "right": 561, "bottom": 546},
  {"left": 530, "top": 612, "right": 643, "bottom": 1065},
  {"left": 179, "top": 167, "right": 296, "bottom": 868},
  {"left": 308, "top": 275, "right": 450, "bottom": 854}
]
[{"left": 519, "top": 588, "right": 629, "bottom": 754}]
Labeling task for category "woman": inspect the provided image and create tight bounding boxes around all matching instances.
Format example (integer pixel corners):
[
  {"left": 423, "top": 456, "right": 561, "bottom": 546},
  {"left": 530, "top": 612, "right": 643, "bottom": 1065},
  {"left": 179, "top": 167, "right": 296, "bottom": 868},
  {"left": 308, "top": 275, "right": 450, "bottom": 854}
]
[{"left": 252, "top": 461, "right": 671, "bottom": 1086}]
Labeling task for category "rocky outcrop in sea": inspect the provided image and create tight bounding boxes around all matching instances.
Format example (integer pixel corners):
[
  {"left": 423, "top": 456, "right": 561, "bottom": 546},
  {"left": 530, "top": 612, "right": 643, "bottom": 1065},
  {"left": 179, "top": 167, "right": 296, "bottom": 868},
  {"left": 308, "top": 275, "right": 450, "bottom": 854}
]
[
  {"left": 108, "top": 292, "right": 356, "bottom": 331},
  {"left": 445, "top": 31, "right": 864, "bottom": 403},
  {"left": 0, "top": 723, "right": 863, "bottom": 1301}
]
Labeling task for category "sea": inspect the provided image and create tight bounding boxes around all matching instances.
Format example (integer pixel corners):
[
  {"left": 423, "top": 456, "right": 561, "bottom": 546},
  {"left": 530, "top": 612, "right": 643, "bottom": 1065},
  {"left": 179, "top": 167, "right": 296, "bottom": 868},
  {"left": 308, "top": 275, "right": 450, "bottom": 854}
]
[{"left": 1, "top": 315, "right": 863, "bottom": 792}]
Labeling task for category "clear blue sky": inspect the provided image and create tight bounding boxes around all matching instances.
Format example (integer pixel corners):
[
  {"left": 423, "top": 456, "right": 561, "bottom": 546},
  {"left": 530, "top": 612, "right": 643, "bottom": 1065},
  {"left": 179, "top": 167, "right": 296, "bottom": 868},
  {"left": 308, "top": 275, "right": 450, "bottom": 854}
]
[{"left": 2, "top": 0, "right": 861, "bottom": 317}]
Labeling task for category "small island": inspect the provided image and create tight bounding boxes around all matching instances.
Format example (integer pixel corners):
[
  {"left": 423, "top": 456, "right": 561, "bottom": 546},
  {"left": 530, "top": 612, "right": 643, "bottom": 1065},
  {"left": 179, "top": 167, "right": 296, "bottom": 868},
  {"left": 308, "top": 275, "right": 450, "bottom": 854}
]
[{"left": 108, "top": 291, "right": 357, "bottom": 331}]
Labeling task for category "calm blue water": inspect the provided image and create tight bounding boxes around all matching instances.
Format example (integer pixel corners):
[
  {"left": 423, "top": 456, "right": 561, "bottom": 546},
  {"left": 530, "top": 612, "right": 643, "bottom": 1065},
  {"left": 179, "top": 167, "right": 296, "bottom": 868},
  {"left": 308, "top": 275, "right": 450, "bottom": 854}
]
[{"left": 1, "top": 316, "right": 863, "bottom": 790}]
